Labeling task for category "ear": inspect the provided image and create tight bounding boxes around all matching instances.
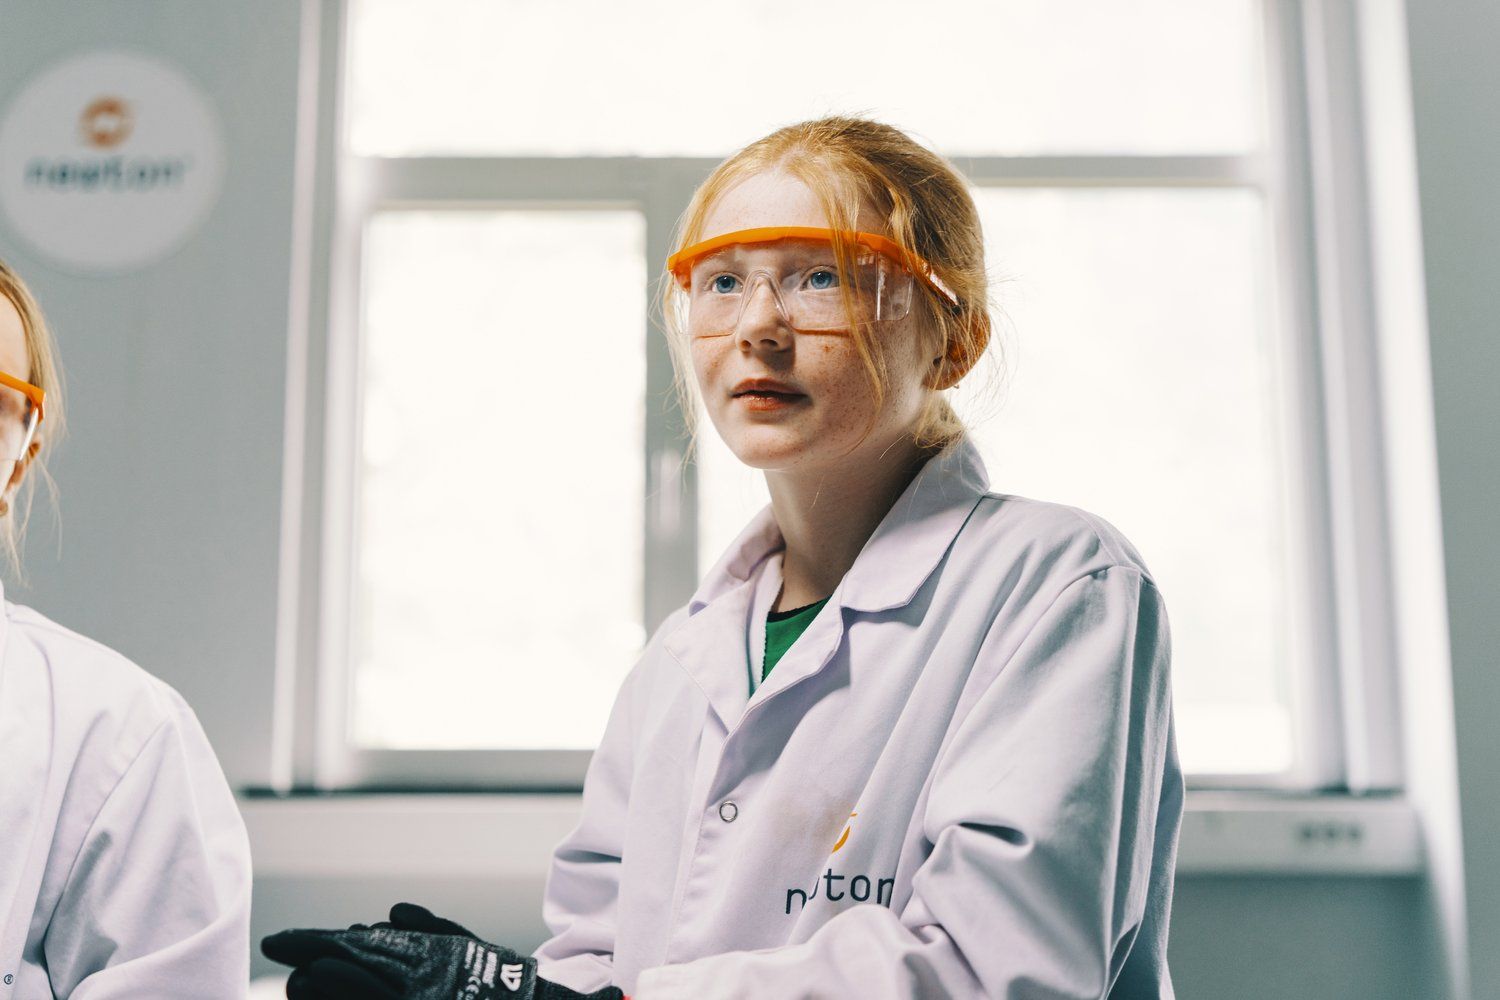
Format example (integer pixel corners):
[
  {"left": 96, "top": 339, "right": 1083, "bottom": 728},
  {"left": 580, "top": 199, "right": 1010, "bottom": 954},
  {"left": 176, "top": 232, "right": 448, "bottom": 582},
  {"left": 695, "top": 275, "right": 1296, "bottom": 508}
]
[{"left": 927, "top": 313, "right": 991, "bottom": 391}]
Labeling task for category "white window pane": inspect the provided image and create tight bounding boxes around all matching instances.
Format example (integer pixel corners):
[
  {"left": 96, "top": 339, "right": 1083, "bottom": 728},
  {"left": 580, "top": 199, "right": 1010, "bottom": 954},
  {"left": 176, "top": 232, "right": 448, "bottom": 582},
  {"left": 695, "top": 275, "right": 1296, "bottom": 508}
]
[
  {"left": 347, "top": 0, "right": 1262, "bottom": 157},
  {"left": 352, "top": 210, "right": 646, "bottom": 750},
  {"left": 957, "top": 186, "right": 1293, "bottom": 776}
]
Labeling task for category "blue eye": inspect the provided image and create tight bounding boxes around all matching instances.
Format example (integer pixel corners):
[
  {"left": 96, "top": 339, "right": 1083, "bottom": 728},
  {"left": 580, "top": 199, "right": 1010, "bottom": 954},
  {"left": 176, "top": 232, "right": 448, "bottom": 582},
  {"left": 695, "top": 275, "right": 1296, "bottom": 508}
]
[
  {"left": 711, "top": 274, "right": 740, "bottom": 294},
  {"left": 806, "top": 269, "right": 838, "bottom": 290}
]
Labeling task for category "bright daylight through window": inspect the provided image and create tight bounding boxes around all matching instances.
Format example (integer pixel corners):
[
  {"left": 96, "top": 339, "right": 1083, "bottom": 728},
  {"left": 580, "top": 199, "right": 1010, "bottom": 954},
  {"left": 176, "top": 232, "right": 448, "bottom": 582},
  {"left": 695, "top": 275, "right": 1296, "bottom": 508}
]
[{"left": 343, "top": 0, "right": 1292, "bottom": 779}]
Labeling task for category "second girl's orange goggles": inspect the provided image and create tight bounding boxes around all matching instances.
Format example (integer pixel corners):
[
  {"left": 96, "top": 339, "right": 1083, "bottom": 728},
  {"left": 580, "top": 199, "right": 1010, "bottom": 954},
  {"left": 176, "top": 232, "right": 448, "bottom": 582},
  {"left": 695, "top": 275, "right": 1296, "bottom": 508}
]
[{"left": 0, "top": 369, "right": 44, "bottom": 463}]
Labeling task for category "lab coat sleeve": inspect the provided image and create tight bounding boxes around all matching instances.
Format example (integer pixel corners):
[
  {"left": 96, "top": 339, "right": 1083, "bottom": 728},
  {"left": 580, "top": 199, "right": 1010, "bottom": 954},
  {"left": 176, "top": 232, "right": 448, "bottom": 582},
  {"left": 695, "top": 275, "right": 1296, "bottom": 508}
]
[
  {"left": 44, "top": 684, "right": 253, "bottom": 1000},
  {"left": 532, "top": 658, "right": 642, "bottom": 993},
  {"left": 633, "top": 566, "right": 1178, "bottom": 1000}
]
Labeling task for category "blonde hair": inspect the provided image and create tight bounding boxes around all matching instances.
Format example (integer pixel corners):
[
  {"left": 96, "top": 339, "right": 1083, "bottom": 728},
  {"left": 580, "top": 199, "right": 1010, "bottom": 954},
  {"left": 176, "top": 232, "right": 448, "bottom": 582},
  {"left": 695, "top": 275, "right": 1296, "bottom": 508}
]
[
  {"left": 657, "top": 114, "right": 1010, "bottom": 459},
  {"left": 0, "top": 258, "right": 65, "bottom": 577}
]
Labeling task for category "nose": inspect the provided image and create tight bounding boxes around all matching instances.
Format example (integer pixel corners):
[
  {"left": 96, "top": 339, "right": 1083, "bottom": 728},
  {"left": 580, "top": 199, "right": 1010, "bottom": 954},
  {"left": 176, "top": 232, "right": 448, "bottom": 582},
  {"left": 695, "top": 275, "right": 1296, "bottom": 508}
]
[{"left": 734, "top": 271, "right": 791, "bottom": 348}]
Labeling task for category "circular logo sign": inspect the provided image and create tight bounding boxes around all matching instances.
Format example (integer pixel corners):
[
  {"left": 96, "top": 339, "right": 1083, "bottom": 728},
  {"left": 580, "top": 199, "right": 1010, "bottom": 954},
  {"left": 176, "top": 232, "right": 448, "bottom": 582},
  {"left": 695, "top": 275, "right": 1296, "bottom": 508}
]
[{"left": 0, "top": 50, "right": 224, "bottom": 273}]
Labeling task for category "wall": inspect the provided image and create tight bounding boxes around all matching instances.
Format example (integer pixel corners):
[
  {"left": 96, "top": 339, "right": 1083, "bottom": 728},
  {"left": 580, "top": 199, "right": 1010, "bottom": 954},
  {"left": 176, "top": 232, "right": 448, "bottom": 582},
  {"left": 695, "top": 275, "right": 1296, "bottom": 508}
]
[
  {"left": 0, "top": 0, "right": 302, "bottom": 788},
  {"left": 1401, "top": 0, "right": 1500, "bottom": 996}
]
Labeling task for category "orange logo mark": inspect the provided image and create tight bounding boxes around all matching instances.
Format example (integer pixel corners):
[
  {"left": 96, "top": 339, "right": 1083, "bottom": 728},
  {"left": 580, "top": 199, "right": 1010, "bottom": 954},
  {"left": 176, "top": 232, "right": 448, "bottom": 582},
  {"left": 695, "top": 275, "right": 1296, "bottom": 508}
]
[
  {"left": 79, "top": 96, "right": 133, "bottom": 149},
  {"left": 831, "top": 811, "right": 857, "bottom": 853}
]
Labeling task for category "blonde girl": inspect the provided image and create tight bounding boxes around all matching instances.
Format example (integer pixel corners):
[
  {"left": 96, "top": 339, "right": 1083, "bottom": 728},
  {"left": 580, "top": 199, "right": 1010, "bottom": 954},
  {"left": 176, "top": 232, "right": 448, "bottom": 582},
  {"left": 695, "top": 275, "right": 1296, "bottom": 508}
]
[{"left": 0, "top": 260, "right": 253, "bottom": 998}]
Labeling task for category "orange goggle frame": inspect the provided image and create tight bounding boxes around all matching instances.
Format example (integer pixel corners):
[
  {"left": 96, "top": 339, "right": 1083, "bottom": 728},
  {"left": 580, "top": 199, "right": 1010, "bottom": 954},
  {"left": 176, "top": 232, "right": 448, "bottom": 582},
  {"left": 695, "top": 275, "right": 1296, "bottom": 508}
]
[
  {"left": 0, "top": 370, "right": 45, "bottom": 461},
  {"left": 665, "top": 226, "right": 960, "bottom": 313},
  {"left": 0, "top": 370, "right": 44, "bottom": 425}
]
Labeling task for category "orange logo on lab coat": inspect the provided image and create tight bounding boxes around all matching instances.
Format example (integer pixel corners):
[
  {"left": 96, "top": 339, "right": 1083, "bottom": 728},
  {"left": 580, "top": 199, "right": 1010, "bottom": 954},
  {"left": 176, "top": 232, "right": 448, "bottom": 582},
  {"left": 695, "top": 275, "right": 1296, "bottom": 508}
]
[
  {"left": 831, "top": 812, "right": 857, "bottom": 853},
  {"left": 784, "top": 812, "right": 895, "bottom": 915}
]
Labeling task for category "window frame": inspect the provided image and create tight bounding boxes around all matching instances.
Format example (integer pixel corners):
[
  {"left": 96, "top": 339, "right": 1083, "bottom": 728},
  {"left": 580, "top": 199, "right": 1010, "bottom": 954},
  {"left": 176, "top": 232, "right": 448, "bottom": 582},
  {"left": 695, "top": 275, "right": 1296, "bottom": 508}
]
[{"left": 283, "top": 0, "right": 1401, "bottom": 795}]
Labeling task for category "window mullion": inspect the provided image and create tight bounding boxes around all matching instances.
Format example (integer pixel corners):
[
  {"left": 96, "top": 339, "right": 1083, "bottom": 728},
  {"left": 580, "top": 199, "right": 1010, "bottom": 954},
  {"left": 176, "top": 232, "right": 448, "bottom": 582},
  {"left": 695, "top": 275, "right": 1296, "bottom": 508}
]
[
  {"left": 1260, "top": 0, "right": 1353, "bottom": 792},
  {"left": 643, "top": 162, "right": 713, "bottom": 633},
  {"left": 1298, "top": 0, "right": 1405, "bottom": 793}
]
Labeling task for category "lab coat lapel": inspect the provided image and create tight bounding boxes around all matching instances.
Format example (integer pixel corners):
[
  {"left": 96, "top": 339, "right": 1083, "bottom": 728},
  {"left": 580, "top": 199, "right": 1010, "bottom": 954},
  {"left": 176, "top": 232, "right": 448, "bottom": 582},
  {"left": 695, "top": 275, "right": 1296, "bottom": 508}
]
[
  {"left": 665, "top": 504, "right": 782, "bottom": 732},
  {"left": 748, "top": 435, "right": 991, "bottom": 704},
  {"left": 741, "top": 583, "right": 845, "bottom": 710},
  {"left": 665, "top": 434, "right": 991, "bottom": 731},
  {"left": 838, "top": 434, "right": 991, "bottom": 613},
  {"left": 663, "top": 576, "right": 756, "bottom": 732}
]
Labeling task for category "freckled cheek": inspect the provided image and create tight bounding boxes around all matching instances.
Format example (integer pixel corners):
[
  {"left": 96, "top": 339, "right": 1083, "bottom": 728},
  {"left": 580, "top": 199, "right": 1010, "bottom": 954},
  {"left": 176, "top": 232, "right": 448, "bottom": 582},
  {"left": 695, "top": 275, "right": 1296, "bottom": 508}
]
[
  {"left": 689, "top": 342, "right": 722, "bottom": 393},
  {"left": 805, "top": 340, "right": 879, "bottom": 428}
]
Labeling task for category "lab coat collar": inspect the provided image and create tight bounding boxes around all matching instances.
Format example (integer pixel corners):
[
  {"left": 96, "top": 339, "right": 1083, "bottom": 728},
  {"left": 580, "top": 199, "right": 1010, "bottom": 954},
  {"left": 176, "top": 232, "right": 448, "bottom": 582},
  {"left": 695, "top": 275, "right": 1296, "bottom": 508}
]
[
  {"left": 686, "top": 432, "right": 990, "bottom": 616},
  {"left": 666, "top": 435, "right": 989, "bottom": 731}
]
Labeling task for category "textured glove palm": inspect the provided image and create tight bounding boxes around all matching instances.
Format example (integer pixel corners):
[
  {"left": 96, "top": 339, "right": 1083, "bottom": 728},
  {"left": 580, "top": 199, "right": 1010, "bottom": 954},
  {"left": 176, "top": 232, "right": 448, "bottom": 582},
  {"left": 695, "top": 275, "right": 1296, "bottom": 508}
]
[{"left": 261, "top": 903, "right": 625, "bottom": 1000}]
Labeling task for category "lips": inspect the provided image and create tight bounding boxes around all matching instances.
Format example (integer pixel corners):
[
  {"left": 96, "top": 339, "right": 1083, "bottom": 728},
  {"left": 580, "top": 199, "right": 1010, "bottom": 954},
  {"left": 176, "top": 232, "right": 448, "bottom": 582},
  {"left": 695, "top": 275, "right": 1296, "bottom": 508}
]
[
  {"left": 735, "top": 390, "right": 805, "bottom": 411},
  {"left": 731, "top": 377, "right": 805, "bottom": 398}
]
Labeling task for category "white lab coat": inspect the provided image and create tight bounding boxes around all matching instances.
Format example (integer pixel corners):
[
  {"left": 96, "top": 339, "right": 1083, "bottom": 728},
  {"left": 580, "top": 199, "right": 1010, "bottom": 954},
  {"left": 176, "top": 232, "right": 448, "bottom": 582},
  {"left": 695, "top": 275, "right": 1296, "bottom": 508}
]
[
  {"left": 0, "top": 589, "right": 252, "bottom": 999},
  {"left": 534, "top": 433, "right": 1183, "bottom": 999}
]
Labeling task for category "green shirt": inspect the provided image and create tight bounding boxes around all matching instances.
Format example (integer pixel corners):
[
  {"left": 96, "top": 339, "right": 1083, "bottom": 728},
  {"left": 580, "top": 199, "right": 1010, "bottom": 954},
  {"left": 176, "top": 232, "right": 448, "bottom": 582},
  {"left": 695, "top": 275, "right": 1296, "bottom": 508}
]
[{"left": 761, "top": 596, "right": 832, "bottom": 682}]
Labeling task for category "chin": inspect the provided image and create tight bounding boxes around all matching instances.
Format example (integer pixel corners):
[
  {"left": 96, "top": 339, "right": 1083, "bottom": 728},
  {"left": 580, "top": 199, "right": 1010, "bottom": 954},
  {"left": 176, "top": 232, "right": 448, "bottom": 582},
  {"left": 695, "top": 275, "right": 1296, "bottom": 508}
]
[{"left": 722, "top": 427, "right": 812, "bottom": 470}]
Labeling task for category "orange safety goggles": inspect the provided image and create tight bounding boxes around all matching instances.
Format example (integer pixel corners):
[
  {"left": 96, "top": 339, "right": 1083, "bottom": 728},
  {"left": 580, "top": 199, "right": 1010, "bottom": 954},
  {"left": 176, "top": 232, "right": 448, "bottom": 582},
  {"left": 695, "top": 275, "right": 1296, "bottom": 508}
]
[
  {"left": 0, "top": 369, "right": 45, "bottom": 465},
  {"left": 666, "top": 226, "right": 959, "bottom": 336}
]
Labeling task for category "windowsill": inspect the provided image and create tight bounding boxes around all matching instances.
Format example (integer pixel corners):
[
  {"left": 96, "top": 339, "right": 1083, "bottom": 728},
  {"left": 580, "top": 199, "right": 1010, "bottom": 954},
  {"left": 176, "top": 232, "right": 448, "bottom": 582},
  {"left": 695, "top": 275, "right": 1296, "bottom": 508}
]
[
  {"left": 1174, "top": 789, "right": 1421, "bottom": 875},
  {"left": 239, "top": 788, "right": 1423, "bottom": 880}
]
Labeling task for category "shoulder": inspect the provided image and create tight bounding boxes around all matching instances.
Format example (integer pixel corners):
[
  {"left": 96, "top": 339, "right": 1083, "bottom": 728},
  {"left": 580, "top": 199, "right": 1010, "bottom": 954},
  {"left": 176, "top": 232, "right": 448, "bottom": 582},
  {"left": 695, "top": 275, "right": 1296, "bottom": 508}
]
[
  {"left": 4, "top": 600, "right": 197, "bottom": 767},
  {"left": 941, "top": 493, "right": 1166, "bottom": 643},
  {"left": 958, "top": 491, "right": 1160, "bottom": 589}
]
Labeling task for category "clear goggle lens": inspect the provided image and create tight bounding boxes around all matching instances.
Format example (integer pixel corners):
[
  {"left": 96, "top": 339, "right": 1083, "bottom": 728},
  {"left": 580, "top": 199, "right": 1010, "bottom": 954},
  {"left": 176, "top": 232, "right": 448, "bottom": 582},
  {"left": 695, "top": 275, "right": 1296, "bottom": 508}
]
[
  {"left": 0, "top": 382, "right": 40, "bottom": 466},
  {"left": 684, "top": 238, "right": 915, "bottom": 336}
]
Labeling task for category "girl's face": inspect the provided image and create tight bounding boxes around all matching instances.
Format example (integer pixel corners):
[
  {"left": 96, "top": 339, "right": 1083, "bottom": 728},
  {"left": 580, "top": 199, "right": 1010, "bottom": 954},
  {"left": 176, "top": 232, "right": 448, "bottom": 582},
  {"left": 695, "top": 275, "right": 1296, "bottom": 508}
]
[
  {"left": 689, "top": 170, "right": 938, "bottom": 473},
  {"left": 0, "top": 295, "right": 33, "bottom": 497}
]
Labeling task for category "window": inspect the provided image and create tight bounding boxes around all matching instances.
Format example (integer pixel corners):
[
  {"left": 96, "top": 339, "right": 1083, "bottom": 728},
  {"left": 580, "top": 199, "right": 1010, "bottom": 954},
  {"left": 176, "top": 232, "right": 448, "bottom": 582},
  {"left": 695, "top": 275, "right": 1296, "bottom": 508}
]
[
  {"left": 344, "top": 0, "right": 1259, "bottom": 158},
  {"left": 308, "top": 0, "right": 1389, "bottom": 792},
  {"left": 966, "top": 187, "right": 1289, "bottom": 776},
  {"left": 351, "top": 210, "right": 646, "bottom": 751}
]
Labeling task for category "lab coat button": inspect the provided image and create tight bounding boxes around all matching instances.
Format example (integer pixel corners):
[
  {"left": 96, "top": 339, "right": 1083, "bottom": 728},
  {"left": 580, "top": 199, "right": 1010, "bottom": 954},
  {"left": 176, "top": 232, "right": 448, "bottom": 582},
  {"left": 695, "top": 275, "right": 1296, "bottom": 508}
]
[{"left": 718, "top": 800, "right": 738, "bottom": 822}]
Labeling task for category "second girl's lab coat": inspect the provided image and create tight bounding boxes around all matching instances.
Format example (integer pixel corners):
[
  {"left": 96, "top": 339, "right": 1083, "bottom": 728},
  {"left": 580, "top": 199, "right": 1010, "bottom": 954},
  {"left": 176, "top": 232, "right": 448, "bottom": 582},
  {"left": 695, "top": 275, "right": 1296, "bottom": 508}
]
[
  {"left": 534, "top": 434, "right": 1183, "bottom": 999},
  {"left": 0, "top": 589, "right": 252, "bottom": 999}
]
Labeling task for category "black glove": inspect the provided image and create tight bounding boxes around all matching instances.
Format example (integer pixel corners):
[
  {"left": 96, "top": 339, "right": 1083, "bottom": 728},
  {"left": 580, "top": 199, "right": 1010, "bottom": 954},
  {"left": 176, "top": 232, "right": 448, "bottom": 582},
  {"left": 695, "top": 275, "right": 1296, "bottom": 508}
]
[
  {"left": 261, "top": 903, "right": 626, "bottom": 1000},
  {"left": 345, "top": 901, "right": 483, "bottom": 939}
]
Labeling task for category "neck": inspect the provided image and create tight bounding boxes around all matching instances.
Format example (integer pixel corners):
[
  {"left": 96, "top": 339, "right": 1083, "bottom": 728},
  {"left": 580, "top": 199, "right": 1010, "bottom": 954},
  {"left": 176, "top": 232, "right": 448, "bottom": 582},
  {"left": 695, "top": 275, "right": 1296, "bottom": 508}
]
[{"left": 764, "top": 432, "right": 941, "bottom": 612}]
